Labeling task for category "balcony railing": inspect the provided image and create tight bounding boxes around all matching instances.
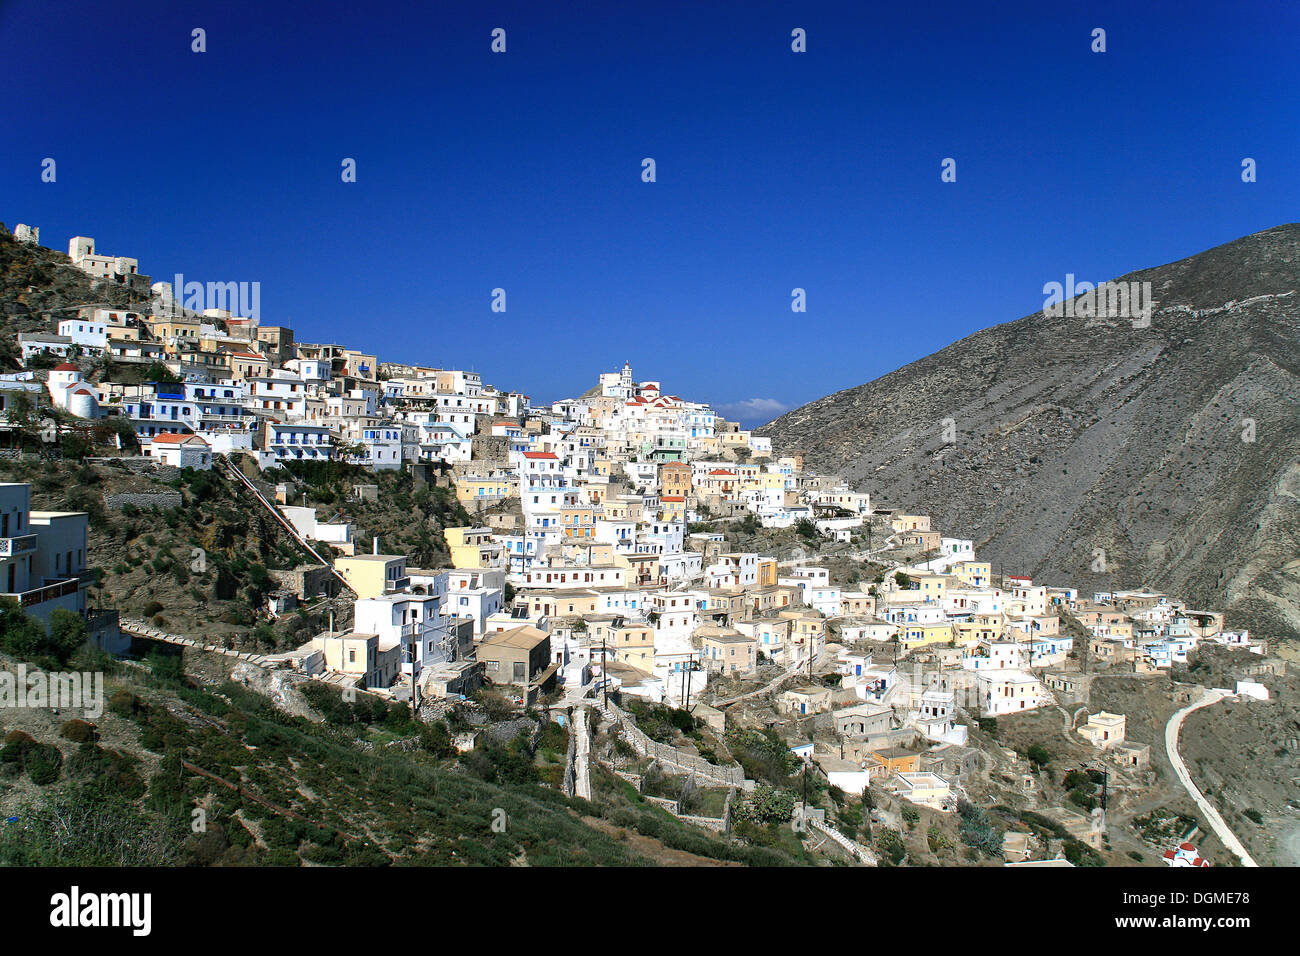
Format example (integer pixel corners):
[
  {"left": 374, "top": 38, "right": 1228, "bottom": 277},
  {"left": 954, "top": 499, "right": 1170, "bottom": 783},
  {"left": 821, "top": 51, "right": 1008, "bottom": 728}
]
[
  {"left": 14, "top": 577, "right": 82, "bottom": 607},
  {"left": 0, "top": 533, "right": 38, "bottom": 557}
]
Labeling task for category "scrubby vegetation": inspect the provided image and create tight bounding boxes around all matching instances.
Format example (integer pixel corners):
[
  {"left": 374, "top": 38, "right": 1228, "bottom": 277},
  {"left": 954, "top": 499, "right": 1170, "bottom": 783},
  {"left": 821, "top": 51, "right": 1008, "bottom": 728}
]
[
  {"left": 0, "top": 452, "right": 469, "bottom": 652},
  {"left": 0, "top": 652, "right": 645, "bottom": 866},
  {"left": 726, "top": 728, "right": 799, "bottom": 787}
]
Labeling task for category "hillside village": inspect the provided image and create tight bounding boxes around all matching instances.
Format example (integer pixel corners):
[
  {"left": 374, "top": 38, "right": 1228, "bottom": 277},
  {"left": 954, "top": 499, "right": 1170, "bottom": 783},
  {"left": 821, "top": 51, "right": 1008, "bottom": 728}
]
[{"left": 1, "top": 223, "right": 1294, "bottom": 868}]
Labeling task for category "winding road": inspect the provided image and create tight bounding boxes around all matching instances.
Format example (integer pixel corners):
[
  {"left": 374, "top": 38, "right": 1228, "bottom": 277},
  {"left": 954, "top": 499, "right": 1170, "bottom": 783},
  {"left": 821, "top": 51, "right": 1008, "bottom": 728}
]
[{"left": 1164, "top": 689, "right": 1258, "bottom": 867}]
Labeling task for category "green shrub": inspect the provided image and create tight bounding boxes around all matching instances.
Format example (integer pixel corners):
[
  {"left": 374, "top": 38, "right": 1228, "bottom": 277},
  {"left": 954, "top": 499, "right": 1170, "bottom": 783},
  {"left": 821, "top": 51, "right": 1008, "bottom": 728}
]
[
  {"left": 6, "top": 739, "right": 64, "bottom": 785},
  {"left": 1025, "top": 744, "right": 1052, "bottom": 768},
  {"left": 877, "top": 827, "right": 907, "bottom": 866},
  {"left": 1, "top": 731, "right": 35, "bottom": 764},
  {"left": 59, "top": 719, "right": 97, "bottom": 744},
  {"left": 927, "top": 824, "right": 950, "bottom": 853},
  {"left": 1063, "top": 838, "right": 1103, "bottom": 867},
  {"left": 1068, "top": 788, "right": 1097, "bottom": 811},
  {"left": 958, "top": 800, "right": 1003, "bottom": 857},
  {"left": 731, "top": 786, "right": 796, "bottom": 826},
  {"left": 108, "top": 689, "right": 142, "bottom": 717}
]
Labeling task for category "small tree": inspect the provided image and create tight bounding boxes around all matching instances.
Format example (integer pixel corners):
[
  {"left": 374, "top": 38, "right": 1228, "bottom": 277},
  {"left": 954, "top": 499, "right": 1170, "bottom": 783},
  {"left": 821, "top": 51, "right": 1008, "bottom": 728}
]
[
  {"left": 5, "top": 393, "right": 39, "bottom": 448},
  {"left": 142, "top": 362, "right": 182, "bottom": 384},
  {"left": 46, "top": 608, "right": 89, "bottom": 665},
  {"left": 877, "top": 827, "right": 907, "bottom": 866},
  {"left": 732, "top": 786, "right": 796, "bottom": 826},
  {"left": 61, "top": 431, "right": 92, "bottom": 462},
  {"left": 107, "top": 416, "right": 140, "bottom": 452}
]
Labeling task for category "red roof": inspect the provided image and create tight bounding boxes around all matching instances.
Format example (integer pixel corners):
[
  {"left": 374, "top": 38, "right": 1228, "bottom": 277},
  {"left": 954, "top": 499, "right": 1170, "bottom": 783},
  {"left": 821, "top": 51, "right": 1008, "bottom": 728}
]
[
  {"left": 53, "top": 362, "right": 79, "bottom": 371},
  {"left": 661, "top": 496, "right": 685, "bottom": 502},
  {"left": 708, "top": 469, "right": 736, "bottom": 476},
  {"left": 151, "top": 432, "right": 205, "bottom": 444},
  {"left": 523, "top": 452, "right": 557, "bottom": 459}
]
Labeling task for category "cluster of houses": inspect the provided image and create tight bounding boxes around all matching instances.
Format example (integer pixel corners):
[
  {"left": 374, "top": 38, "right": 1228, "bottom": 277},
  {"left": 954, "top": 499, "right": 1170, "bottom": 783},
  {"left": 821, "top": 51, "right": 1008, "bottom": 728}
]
[
  {"left": 262, "top": 357, "right": 1262, "bottom": 826},
  {"left": 9, "top": 234, "right": 531, "bottom": 471},
  {"left": 4, "top": 231, "right": 1268, "bottom": 838},
  {"left": 1073, "top": 589, "right": 1263, "bottom": 671},
  {"left": 269, "top": 358, "right": 846, "bottom": 709}
]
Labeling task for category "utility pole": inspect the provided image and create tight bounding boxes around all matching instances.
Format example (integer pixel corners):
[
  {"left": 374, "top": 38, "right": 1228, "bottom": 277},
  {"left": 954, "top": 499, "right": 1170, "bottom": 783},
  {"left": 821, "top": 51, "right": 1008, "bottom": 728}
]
[
  {"left": 802, "top": 739, "right": 809, "bottom": 819},
  {"left": 408, "top": 643, "right": 422, "bottom": 724},
  {"left": 601, "top": 639, "right": 608, "bottom": 708}
]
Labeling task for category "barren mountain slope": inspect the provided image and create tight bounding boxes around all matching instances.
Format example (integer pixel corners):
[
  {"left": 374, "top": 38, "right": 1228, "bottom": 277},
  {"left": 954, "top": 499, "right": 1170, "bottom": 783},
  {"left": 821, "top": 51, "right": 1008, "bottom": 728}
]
[{"left": 759, "top": 224, "right": 1300, "bottom": 640}]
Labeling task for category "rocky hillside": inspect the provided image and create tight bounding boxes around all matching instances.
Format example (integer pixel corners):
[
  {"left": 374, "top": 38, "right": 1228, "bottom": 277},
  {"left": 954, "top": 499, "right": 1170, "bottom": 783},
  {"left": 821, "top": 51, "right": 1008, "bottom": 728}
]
[
  {"left": 0, "top": 223, "right": 149, "bottom": 369},
  {"left": 759, "top": 224, "right": 1300, "bottom": 641}
]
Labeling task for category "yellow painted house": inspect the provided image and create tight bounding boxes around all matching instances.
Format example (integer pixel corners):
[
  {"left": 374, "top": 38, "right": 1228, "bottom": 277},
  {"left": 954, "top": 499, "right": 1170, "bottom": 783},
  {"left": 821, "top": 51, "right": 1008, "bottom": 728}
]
[
  {"left": 916, "top": 574, "right": 947, "bottom": 604},
  {"left": 659, "top": 496, "right": 687, "bottom": 522},
  {"left": 608, "top": 621, "right": 655, "bottom": 671},
  {"left": 899, "top": 621, "right": 956, "bottom": 652},
  {"left": 890, "top": 513, "right": 931, "bottom": 533},
  {"left": 953, "top": 615, "right": 1001, "bottom": 647},
  {"left": 310, "top": 631, "right": 399, "bottom": 688},
  {"left": 228, "top": 350, "right": 270, "bottom": 379},
  {"left": 146, "top": 315, "right": 202, "bottom": 343},
  {"left": 455, "top": 475, "right": 517, "bottom": 505},
  {"left": 334, "top": 554, "right": 408, "bottom": 599},
  {"left": 953, "top": 561, "right": 992, "bottom": 588},
  {"left": 865, "top": 747, "right": 921, "bottom": 775},
  {"left": 445, "top": 527, "right": 498, "bottom": 569}
]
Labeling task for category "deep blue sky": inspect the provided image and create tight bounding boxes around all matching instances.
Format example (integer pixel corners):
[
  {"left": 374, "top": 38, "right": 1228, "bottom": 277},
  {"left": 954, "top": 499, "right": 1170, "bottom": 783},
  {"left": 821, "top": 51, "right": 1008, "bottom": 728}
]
[{"left": 3, "top": 1, "right": 1297, "bottom": 426}]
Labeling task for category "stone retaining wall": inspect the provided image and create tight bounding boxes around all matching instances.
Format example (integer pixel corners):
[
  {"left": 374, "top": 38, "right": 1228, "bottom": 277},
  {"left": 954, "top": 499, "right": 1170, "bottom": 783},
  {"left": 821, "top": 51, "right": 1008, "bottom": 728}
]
[{"left": 104, "top": 490, "right": 183, "bottom": 511}]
